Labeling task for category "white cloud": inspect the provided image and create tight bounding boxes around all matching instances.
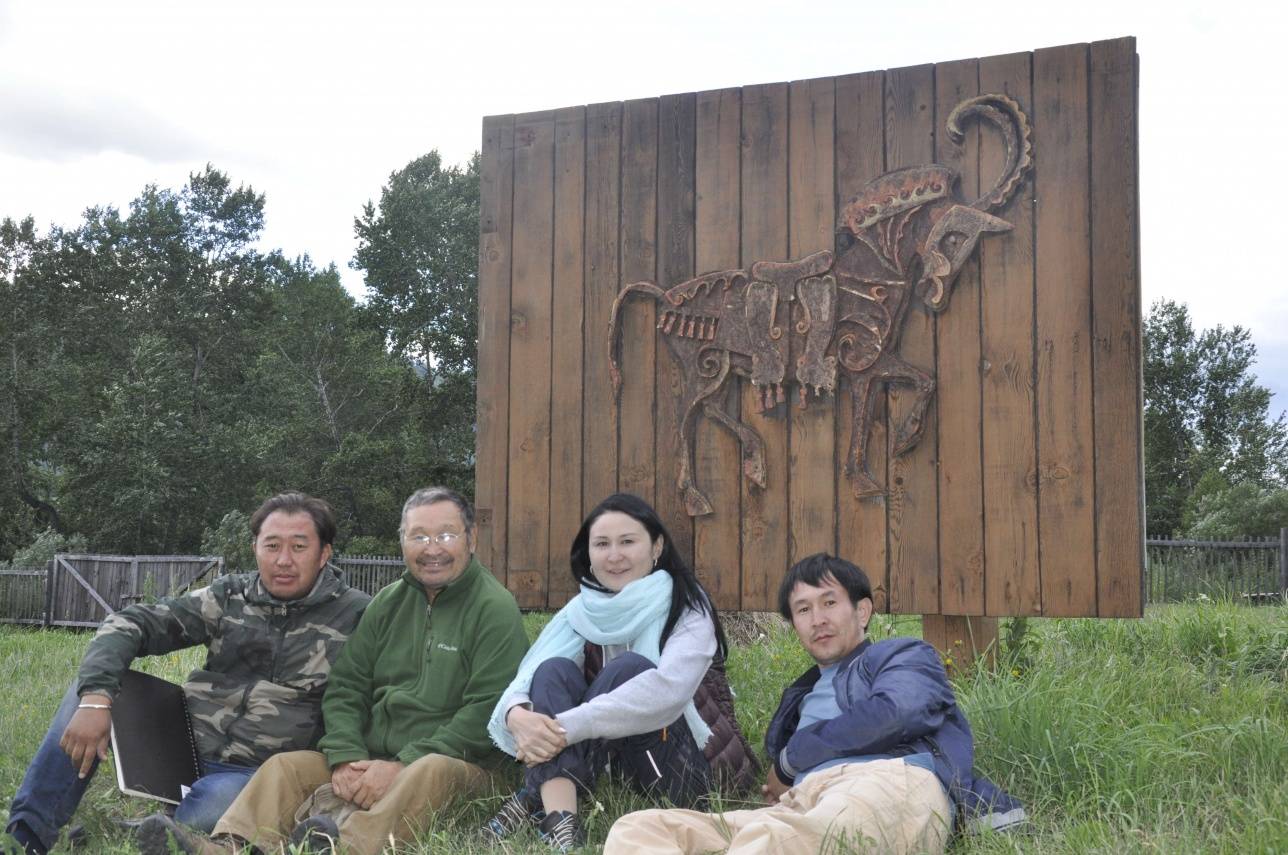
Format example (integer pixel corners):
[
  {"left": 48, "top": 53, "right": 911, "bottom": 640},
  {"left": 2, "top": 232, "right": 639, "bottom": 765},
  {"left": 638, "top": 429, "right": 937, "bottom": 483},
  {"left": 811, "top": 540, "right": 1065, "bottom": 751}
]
[{"left": 0, "top": 82, "right": 207, "bottom": 163}]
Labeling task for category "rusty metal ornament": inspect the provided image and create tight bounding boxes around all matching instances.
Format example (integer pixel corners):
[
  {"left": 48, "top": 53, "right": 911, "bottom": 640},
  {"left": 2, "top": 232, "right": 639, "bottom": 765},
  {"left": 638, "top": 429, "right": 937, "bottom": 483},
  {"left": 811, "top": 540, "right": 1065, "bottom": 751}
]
[{"left": 608, "top": 94, "right": 1034, "bottom": 517}]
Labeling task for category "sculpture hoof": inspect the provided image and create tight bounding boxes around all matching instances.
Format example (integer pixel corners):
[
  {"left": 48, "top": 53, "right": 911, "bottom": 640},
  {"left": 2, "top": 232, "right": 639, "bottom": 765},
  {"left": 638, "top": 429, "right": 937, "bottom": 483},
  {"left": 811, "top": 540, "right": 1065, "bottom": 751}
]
[{"left": 684, "top": 487, "right": 714, "bottom": 517}]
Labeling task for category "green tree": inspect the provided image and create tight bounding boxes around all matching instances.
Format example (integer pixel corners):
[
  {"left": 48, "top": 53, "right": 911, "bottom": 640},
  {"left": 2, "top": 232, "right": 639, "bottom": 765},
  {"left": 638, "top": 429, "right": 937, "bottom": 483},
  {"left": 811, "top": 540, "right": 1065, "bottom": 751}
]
[
  {"left": 1144, "top": 299, "right": 1287, "bottom": 535},
  {"left": 47, "top": 167, "right": 280, "bottom": 552},
  {"left": 244, "top": 260, "right": 422, "bottom": 542},
  {"left": 352, "top": 152, "right": 479, "bottom": 494},
  {"left": 0, "top": 216, "right": 71, "bottom": 559},
  {"left": 1186, "top": 482, "right": 1288, "bottom": 540}
]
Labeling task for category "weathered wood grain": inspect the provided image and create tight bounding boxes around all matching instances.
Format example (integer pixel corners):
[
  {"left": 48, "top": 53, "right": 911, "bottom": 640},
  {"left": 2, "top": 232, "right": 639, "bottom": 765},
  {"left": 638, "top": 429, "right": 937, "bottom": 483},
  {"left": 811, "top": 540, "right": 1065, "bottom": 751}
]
[
  {"left": 476, "top": 114, "right": 514, "bottom": 575},
  {"left": 884, "top": 64, "right": 940, "bottom": 615},
  {"left": 656, "top": 92, "right": 698, "bottom": 569},
  {"left": 1091, "top": 36, "right": 1144, "bottom": 617},
  {"left": 618, "top": 99, "right": 659, "bottom": 506},
  {"left": 739, "top": 82, "right": 790, "bottom": 611},
  {"left": 834, "top": 71, "right": 890, "bottom": 612},
  {"left": 583, "top": 102, "right": 623, "bottom": 522},
  {"left": 788, "top": 76, "right": 838, "bottom": 567},
  {"left": 933, "top": 57, "right": 985, "bottom": 616},
  {"left": 980, "top": 52, "right": 1041, "bottom": 616},
  {"left": 548, "top": 105, "right": 586, "bottom": 607},
  {"left": 506, "top": 110, "right": 555, "bottom": 607},
  {"left": 693, "top": 87, "right": 743, "bottom": 610},
  {"left": 1034, "top": 43, "right": 1097, "bottom": 616}
]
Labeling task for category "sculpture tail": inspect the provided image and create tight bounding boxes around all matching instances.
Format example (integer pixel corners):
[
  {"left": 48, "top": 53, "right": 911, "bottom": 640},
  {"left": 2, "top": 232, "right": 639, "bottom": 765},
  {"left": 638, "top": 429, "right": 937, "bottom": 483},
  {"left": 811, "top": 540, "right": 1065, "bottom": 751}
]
[
  {"left": 608, "top": 281, "right": 669, "bottom": 401},
  {"left": 946, "top": 93, "right": 1034, "bottom": 211}
]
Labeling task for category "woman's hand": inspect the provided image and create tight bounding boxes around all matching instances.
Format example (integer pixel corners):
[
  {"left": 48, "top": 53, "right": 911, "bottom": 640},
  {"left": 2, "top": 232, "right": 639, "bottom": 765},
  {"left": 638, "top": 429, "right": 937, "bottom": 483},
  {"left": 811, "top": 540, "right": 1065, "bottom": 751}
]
[{"left": 507, "top": 705, "right": 567, "bottom": 766}]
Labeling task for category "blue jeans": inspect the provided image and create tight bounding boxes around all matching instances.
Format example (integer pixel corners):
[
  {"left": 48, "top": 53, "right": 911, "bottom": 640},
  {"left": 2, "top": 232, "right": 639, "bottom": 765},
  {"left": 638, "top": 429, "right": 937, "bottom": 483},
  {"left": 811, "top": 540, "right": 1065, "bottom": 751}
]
[
  {"left": 524, "top": 653, "right": 713, "bottom": 808},
  {"left": 6, "top": 681, "right": 257, "bottom": 849}
]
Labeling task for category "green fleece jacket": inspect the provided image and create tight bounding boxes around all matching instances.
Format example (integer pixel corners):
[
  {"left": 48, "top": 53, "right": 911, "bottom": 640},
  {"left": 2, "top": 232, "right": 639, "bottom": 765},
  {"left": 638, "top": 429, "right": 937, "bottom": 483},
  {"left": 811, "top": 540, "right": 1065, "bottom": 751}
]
[{"left": 317, "top": 556, "right": 528, "bottom": 768}]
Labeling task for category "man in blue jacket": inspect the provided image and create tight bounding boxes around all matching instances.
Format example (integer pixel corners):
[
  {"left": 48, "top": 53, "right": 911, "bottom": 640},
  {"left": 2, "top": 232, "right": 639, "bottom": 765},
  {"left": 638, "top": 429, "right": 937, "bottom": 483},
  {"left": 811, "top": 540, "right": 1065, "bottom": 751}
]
[{"left": 605, "top": 553, "right": 1023, "bottom": 854}]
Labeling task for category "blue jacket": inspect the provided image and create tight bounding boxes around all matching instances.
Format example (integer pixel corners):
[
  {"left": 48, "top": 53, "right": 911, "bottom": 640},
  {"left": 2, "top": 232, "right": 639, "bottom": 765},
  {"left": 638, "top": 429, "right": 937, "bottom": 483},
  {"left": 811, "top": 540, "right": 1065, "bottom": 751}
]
[{"left": 765, "top": 637, "right": 1024, "bottom": 832}]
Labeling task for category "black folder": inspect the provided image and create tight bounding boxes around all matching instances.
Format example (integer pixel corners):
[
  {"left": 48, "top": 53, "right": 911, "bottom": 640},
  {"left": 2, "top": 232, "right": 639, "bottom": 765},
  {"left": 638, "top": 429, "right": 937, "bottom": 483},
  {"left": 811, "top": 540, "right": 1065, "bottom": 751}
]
[{"left": 109, "top": 669, "right": 201, "bottom": 805}]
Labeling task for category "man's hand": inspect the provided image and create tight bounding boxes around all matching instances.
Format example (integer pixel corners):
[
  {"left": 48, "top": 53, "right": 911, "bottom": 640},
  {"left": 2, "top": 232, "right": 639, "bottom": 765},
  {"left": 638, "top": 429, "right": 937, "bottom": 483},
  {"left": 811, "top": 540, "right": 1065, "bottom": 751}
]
[
  {"left": 59, "top": 694, "right": 112, "bottom": 779},
  {"left": 331, "top": 760, "right": 367, "bottom": 802},
  {"left": 350, "top": 759, "right": 404, "bottom": 809},
  {"left": 507, "top": 706, "right": 567, "bottom": 766},
  {"left": 761, "top": 765, "right": 790, "bottom": 804}
]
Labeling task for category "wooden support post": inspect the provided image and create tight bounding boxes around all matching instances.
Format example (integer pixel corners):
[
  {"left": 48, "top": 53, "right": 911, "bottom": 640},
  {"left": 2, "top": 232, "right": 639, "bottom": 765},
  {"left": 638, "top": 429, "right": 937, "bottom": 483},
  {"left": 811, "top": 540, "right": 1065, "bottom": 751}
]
[
  {"left": 1279, "top": 527, "right": 1287, "bottom": 600},
  {"left": 43, "top": 558, "right": 54, "bottom": 628},
  {"left": 921, "top": 614, "right": 999, "bottom": 674}
]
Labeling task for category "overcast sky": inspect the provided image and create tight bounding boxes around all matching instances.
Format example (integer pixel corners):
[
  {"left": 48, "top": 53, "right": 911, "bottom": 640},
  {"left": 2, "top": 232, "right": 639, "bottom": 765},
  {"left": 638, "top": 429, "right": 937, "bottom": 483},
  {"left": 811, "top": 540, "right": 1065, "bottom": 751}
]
[{"left": 2, "top": 0, "right": 1286, "bottom": 411}]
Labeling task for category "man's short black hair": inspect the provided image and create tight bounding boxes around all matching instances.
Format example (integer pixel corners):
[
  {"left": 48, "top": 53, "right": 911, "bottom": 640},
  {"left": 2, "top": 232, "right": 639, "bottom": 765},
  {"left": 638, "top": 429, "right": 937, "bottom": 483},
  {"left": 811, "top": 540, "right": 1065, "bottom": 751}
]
[
  {"left": 249, "top": 492, "right": 337, "bottom": 547},
  {"left": 777, "top": 552, "right": 873, "bottom": 620}
]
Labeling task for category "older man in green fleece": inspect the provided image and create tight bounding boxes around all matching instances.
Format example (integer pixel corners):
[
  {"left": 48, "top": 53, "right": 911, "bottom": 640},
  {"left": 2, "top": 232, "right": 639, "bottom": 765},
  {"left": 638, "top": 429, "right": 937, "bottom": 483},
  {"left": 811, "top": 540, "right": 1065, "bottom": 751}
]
[{"left": 139, "top": 486, "right": 530, "bottom": 855}]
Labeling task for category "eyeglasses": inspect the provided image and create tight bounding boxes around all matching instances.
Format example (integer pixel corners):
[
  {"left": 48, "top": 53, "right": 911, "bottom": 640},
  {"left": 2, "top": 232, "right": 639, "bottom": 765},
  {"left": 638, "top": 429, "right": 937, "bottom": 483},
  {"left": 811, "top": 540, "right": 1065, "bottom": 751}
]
[{"left": 404, "top": 532, "right": 464, "bottom": 546}]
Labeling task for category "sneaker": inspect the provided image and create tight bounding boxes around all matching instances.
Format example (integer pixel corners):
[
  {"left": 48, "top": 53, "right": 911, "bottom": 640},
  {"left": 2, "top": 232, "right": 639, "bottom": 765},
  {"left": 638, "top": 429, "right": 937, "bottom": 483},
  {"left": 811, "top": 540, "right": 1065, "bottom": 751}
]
[
  {"left": 288, "top": 816, "right": 340, "bottom": 854},
  {"left": 135, "top": 814, "right": 232, "bottom": 855},
  {"left": 480, "top": 788, "right": 544, "bottom": 842},
  {"left": 537, "top": 810, "right": 584, "bottom": 853}
]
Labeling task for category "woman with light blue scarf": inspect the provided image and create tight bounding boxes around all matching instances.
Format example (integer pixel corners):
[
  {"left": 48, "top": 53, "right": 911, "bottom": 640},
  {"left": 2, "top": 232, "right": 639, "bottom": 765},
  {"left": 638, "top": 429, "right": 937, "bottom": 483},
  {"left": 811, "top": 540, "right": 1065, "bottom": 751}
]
[{"left": 481, "top": 493, "right": 755, "bottom": 852}]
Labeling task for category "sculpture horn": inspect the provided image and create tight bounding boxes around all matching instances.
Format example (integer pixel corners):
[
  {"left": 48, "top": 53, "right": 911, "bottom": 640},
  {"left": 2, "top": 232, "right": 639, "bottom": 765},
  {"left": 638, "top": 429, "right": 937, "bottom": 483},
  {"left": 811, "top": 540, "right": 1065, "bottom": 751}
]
[{"left": 946, "top": 93, "right": 1034, "bottom": 212}]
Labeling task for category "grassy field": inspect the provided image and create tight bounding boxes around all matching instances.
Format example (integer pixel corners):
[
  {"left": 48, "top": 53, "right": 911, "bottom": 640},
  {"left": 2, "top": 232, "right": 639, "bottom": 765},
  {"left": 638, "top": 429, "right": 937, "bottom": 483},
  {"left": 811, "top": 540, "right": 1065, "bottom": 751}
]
[{"left": 1, "top": 600, "right": 1285, "bottom": 853}]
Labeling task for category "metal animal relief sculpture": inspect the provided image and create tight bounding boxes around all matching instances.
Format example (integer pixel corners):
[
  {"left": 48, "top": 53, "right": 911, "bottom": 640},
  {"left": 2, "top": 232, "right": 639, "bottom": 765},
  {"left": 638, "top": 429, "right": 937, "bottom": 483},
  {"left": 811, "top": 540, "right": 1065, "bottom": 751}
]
[{"left": 608, "top": 94, "right": 1034, "bottom": 517}]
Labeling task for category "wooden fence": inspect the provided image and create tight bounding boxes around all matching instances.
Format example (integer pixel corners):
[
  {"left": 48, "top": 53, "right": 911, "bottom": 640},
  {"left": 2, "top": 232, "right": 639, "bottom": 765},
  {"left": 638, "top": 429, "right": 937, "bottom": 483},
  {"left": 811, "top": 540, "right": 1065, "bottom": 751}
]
[
  {"left": 332, "top": 555, "right": 404, "bottom": 595},
  {"left": 0, "top": 565, "right": 47, "bottom": 625},
  {"left": 476, "top": 36, "right": 1143, "bottom": 617},
  {"left": 0, "top": 555, "right": 222, "bottom": 627},
  {"left": 1146, "top": 531, "right": 1288, "bottom": 605},
  {"left": 0, "top": 554, "right": 405, "bottom": 627}
]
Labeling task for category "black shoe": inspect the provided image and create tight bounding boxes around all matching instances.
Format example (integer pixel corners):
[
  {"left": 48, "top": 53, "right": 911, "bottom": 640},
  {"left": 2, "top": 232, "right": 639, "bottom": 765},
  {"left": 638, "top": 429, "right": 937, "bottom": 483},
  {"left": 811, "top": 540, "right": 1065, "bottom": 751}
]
[
  {"left": 537, "top": 810, "right": 584, "bottom": 853},
  {"left": 480, "top": 787, "right": 544, "bottom": 842},
  {"left": 4, "top": 820, "right": 47, "bottom": 855},
  {"left": 136, "top": 814, "right": 230, "bottom": 855},
  {"left": 288, "top": 816, "right": 340, "bottom": 854}
]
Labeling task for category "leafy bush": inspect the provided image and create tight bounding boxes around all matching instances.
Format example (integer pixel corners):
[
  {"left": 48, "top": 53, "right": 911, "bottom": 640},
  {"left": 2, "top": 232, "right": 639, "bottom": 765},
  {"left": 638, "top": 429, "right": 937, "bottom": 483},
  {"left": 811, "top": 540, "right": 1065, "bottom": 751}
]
[
  {"left": 11, "top": 528, "right": 88, "bottom": 566},
  {"left": 199, "top": 510, "right": 254, "bottom": 573}
]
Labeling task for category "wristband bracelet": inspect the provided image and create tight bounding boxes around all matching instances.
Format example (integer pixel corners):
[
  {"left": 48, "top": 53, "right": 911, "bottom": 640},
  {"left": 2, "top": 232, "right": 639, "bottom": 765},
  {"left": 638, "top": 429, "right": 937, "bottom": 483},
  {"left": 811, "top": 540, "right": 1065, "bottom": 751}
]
[{"left": 77, "top": 703, "right": 111, "bottom": 710}]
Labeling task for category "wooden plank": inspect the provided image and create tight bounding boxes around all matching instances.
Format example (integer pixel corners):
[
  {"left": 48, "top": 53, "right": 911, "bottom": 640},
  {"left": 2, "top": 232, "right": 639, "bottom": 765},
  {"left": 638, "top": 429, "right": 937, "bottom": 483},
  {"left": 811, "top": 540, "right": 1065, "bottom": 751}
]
[
  {"left": 1034, "top": 43, "right": 1097, "bottom": 616},
  {"left": 933, "top": 58, "right": 985, "bottom": 616},
  {"left": 693, "top": 87, "right": 743, "bottom": 610},
  {"left": 656, "top": 92, "right": 697, "bottom": 569},
  {"left": 739, "top": 82, "right": 790, "bottom": 611},
  {"left": 548, "top": 105, "right": 587, "bottom": 608},
  {"left": 787, "top": 76, "right": 837, "bottom": 564},
  {"left": 583, "top": 102, "right": 623, "bottom": 524},
  {"left": 476, "top": 114, "right": 515, "bottom": 576},
  {"left": 505, "top": 110, "right": 555, "bottom": 607},
  {"left": 883, "top": 64, "right": 940, "bottom": 615},
  {"left": 1089, "top": 36, "right": 1144, "bottom": 617},
  {"left": 979, "top": 51, "right": 1041, "bottom": 616},
  {"left": 834, "top": 71, "right": 890, "bottom": 612},
  {"left": 618, "top": 98, "right": 659, "bottom": 504}
]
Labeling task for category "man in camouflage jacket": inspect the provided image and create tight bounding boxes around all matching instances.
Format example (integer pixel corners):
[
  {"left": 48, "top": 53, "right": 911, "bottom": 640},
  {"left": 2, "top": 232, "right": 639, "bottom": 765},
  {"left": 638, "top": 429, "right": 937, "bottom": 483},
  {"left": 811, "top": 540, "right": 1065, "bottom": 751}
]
[{"left": 4, "top": 493, "right": 370, "bottom": 855}]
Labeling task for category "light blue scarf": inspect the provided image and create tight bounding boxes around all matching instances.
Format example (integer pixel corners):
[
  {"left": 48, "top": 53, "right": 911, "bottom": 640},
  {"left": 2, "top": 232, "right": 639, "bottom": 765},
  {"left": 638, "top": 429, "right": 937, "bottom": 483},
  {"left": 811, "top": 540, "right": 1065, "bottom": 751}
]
[{"left": 488, "top": 570, "right": 711, "bottom": 756}]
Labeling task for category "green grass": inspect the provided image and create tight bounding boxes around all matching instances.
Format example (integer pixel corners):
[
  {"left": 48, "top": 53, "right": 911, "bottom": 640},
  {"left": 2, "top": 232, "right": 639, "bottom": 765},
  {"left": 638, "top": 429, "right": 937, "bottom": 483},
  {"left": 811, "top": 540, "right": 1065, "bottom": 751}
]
[{"left": 2, "top": 600, "right": 1285, "bottom": 853}]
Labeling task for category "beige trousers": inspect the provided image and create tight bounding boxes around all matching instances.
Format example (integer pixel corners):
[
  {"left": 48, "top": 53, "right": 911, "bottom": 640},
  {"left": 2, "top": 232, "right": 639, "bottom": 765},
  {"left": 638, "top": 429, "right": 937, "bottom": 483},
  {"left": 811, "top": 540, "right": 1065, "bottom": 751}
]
[
  {"left": 213, "top": 750, "right": 488, "bottom": 855},
  {"left": 604, "top": 758, "right": 952, "bottom": 855}
]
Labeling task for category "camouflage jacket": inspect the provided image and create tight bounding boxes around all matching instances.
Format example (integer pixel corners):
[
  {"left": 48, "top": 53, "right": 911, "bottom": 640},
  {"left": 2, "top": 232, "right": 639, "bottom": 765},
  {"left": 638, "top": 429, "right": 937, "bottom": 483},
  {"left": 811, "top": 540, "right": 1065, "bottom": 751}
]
[{"left": 77, "top": 566, "right": 370, "bottom": 767}]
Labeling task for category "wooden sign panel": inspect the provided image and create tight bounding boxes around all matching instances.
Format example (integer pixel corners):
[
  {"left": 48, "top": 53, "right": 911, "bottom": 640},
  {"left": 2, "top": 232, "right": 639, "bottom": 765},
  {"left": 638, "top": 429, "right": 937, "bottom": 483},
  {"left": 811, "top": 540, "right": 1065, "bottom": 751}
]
[{"left": 476, "top": 37, "right": 1143, "bottom": 618}]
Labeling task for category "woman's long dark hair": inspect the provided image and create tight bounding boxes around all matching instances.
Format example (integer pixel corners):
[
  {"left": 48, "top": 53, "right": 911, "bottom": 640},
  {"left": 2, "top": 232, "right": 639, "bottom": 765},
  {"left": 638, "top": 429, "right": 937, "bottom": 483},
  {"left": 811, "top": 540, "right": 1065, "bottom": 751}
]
[{"left": 570, "top": 493, "right": 729, "bottom": 661}]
